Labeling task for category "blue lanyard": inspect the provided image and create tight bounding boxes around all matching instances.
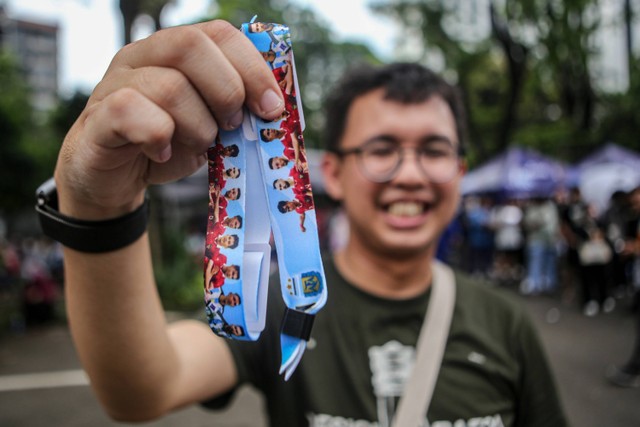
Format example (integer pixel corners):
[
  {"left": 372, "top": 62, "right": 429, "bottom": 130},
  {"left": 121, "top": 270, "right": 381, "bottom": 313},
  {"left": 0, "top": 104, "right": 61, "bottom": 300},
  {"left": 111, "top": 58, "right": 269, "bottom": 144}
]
[{"left": 203, "top": 19, "right": 327, "bottom": 380}]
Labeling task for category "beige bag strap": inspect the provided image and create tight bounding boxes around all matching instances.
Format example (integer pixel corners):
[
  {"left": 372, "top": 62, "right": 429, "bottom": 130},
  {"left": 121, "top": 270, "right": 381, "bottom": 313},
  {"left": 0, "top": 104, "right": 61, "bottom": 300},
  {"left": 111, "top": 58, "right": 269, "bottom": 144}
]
[{"left": 391, "top": 260, "right": 456, "bottom": 427}]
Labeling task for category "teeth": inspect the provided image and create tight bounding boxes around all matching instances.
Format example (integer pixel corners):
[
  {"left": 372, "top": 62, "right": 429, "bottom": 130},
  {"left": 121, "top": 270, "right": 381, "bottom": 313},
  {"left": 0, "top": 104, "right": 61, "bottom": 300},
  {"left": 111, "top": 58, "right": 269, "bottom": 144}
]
[{"left": 387, "top": 202, "right": 424, "bottom": 217}]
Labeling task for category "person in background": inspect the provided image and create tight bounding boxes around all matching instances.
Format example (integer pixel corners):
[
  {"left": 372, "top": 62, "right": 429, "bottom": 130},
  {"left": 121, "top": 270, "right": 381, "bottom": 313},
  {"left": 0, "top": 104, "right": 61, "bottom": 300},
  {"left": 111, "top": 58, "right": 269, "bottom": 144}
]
[
  {"left": 489, "top": 199, "right": 524, "bottom": 284},
  {"left": 607, "top": 185, "right": 640, "bottom": 387},
  {"left": 45, "top": 20, "right": 566, "bottom": 426},
  {"left": 463, "top": 195, "right": 495, "bottom": 278},
  {"left": 602, "top": 190, "right": 632, "bottom": 298},
  {"left": 521, "top": 196, "right": 560, "bottom": 295}
]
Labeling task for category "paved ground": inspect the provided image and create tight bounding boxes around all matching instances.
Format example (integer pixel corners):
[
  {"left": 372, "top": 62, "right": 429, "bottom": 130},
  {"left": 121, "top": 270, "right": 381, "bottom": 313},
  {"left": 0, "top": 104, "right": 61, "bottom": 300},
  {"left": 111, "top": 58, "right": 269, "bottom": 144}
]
[{"left": 1, "top": 289, "right": 639, "bottom": 426}]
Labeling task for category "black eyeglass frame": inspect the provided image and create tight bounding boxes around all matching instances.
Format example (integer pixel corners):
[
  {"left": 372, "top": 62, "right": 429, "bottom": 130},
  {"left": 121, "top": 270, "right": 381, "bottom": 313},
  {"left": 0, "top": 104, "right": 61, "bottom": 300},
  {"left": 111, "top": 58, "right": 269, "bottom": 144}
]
[{"left": 331, "top": 141, "right": 465, "bottom": 184}]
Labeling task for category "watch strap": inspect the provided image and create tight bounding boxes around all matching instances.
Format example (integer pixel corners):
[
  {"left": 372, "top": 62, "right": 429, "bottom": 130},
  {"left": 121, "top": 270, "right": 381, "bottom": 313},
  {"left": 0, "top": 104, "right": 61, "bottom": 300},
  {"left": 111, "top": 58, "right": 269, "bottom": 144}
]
[{"left": 35, "top": 178, "right": 150, "bottom": 253}]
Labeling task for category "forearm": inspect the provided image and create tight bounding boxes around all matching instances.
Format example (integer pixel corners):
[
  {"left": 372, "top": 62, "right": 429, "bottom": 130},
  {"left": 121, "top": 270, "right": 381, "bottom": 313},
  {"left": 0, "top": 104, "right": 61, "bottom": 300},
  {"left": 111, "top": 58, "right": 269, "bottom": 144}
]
[{"left": 64, "top": 234, "right": 181, "bottom": 419}]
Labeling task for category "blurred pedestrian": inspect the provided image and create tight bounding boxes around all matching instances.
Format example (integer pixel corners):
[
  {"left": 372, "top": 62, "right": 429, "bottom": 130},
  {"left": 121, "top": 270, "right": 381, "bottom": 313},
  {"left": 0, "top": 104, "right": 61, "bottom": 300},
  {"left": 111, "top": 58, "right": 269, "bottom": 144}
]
[
  {"left": 489, "top": 199, "right": 524, "bottom": 284},
  {"left": 578, "top": 225, "right": 614, "bottom": 316},
  {"left": 607, "top": 185, "right": 640, "bottom": 387},
  {"left": 560, "top": 187, "right": 605, "bottom": 314},
  {"left": 521, "top": 196, "right": 560, "bottom": 295},
  {"left": 602, "top": 190, "right": 633, "bottom": 297},
  {"left": 464, "top": 195, "right": 495, "bottom": 278}
]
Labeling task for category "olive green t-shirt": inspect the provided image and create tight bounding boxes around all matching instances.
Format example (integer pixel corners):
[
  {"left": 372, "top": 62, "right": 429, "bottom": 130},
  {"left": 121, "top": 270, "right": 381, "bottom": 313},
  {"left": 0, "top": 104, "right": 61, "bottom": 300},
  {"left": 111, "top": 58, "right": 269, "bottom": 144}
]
[{"left": 207, "top": 257, "right": 567, "bottom": 427}]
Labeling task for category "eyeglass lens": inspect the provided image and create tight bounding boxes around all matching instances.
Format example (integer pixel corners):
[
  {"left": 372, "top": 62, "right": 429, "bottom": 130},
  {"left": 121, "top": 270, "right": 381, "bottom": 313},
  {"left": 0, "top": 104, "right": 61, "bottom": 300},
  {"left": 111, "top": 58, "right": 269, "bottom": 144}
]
[{"left": 357, "top": 140, "right": 459, "bottom": 183}]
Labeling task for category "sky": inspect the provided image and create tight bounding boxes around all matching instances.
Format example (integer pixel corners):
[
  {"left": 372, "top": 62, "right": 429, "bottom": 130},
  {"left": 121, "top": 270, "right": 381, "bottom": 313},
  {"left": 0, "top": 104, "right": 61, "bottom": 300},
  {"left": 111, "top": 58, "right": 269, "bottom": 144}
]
[{"left": 3, "top": 0, "right": 398, "bottom": 96}]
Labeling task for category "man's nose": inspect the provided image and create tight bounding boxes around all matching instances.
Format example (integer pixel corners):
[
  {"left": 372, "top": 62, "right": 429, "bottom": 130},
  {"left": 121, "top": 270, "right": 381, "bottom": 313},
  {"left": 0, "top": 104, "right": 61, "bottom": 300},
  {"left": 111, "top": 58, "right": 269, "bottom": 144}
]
[{"left": 391, "top": 149, "right": 424, "bottom": 184}]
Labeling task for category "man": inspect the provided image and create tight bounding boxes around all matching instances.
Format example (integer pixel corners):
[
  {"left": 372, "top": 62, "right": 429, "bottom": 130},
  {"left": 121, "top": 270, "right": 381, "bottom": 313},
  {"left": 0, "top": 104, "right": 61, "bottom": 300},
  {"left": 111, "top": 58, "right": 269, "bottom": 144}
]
[
  {"left": 607, "top": 185, "right": 640, "bottom": 387},
  {"left": 277, "top": 194, "right": 314, "bottom": 233},
  {"left": 214, "top": 234, "right": 239, "bottom": 250},
  {"left": 51, "top": 20, "right": 565, "bottom": 426},
  {"left": 224, "top": 167, "right": 240, "bottom": 180},
  {"left": 204, "top": 257, "right": 240, "bottom": 290}
]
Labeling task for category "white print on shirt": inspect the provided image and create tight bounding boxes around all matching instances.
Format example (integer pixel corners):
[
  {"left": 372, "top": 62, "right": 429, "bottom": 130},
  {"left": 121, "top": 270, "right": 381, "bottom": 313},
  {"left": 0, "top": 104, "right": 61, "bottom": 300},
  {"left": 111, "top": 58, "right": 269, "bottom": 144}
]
[
  {"left": 306, "top": 340, "right": 507, "bottom": 427},
  {"left": 306, "top": 413, "right": 505, "bottom": 427},
  {"left": 467, "top": 351, "right": 487, "bottom": 365},
  {"left": 368, "top": 340, "right": 415, "bottom": 427}
]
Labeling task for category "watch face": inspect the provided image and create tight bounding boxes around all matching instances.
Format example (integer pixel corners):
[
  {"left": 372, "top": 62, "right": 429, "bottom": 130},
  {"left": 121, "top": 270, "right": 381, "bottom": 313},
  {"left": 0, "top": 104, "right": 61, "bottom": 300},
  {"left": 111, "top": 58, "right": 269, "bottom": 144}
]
[{"left": 36, "top": 177, "right": 58, "bottom": 207}]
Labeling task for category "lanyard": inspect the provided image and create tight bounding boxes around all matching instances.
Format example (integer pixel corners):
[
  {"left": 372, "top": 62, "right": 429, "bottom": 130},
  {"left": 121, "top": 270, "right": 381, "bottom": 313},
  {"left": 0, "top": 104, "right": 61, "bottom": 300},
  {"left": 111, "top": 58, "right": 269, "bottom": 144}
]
[{"left": 203, "top": 18, "right": 327, "bottom": 380}]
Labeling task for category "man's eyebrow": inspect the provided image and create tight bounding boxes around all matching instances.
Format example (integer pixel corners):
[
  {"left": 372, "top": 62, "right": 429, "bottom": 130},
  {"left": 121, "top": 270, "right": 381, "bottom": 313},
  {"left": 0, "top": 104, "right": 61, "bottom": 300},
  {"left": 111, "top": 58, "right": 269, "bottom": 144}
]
[
  {"left": 418, "top": 135, "right": 455, "bottom": 145},
  {"left": 363, "top": 134, "right": 456, "bottom": 145},
  {"left": 363, "top": 134, "right": 400, "bottom": 144}
]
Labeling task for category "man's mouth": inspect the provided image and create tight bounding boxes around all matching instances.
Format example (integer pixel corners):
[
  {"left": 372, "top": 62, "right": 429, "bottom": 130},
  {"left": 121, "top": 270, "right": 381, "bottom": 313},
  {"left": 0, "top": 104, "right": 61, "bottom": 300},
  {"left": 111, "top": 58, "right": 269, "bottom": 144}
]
[{"left": 386, "top": 201, "right": 427, "bottom": 217}]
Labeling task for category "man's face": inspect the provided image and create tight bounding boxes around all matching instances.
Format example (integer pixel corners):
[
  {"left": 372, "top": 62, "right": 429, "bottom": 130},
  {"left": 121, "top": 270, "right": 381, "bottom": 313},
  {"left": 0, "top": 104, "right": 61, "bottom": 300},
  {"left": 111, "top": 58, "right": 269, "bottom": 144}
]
[
  {"left": 261, "top": 51, "right": 276, "bottom": 62},
  {"left": 283, "top": 201, "right": 299, "bottom": 212},
  {"left": 322, "top": 89, "right": 463, "bottom": 258},
  {"left": 228, "top": 325, "right": 244, "bottom": 336},
  {"left": 225, "top": 293, "right": 241, "bottom": 307},
  {"left": 250, "top": 22, "right": 268, "bottom": 33},
  {"left": 225, "top": 167, "right": 240, "bottom": 179},
  {"left": 271, "top": 157, "right": 288, "bottom": 170},
  {"left": 224, "top": 216, "right": 241, "bottom": 229},
  {"left": 226, "top": 188, "right": 240, "bottom": 200},
  {"left": 222, "top": 146, "right": 236, "bottom": 156},
  {"left": 274, "top": 179, "right": 290, "bottom": 190},
  {"left": 223, "top": 265, "right": 239, "bottom": 280},
  {"left": 216, "top": 234, "right": 236, "bottom": 248},
  {"left": 262, "top": 128, "right": 283, "bottom": 142}
]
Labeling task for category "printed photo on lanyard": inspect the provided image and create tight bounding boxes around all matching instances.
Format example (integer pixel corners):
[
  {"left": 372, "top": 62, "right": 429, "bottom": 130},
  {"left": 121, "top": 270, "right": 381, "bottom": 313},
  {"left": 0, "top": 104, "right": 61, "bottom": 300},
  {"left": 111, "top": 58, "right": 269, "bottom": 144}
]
[{"left": 203, "top": 18, "right": 327, "bottom": 379}]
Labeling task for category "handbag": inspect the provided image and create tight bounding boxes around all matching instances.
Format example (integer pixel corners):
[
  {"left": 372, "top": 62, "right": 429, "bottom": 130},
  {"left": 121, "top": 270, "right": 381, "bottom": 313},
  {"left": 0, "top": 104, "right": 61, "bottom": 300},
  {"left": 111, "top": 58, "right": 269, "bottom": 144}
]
[
  {"left": 391, "top": 260, "right": 456, "bottom": 427},
  {"left": 578, "top": 238, "right": 612, "bottom": 266}
]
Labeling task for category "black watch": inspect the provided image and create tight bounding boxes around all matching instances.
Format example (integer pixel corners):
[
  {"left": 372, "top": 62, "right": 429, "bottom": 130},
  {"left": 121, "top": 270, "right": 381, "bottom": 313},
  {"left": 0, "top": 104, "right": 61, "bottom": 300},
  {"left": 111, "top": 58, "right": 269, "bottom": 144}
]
[{"left": 35, "top": 177, "right": 150, "bottom": 253}]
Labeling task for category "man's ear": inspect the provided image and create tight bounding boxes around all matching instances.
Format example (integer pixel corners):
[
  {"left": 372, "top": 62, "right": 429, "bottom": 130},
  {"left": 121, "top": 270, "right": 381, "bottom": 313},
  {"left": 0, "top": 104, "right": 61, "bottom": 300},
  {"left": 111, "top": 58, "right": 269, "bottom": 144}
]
[{"left": 320, "top": 152, "right": 344, "bottom": 201}]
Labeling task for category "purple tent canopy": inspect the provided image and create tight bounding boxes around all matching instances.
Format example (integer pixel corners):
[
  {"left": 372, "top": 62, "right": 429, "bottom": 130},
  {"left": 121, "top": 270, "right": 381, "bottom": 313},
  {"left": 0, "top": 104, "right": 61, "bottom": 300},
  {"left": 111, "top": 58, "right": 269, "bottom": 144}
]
[
  {"left": 568, "top": 143, "right": 640, "bottom": 214},
  {"left": 461, "top": 146, "right": 567, "bottom": 199}
]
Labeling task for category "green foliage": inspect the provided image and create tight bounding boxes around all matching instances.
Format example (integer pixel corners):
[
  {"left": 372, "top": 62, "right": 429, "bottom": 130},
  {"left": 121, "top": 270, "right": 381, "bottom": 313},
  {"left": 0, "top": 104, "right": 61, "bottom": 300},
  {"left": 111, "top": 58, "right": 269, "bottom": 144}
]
[
  {"left": 153, "top": 229, "right": 204, "bottom": 311},
  {"left": 0, "top": 53, "right": 39, "bottom": 213},
  {"left": 371, "top": 0, "right": 638, "bottom": 165}
]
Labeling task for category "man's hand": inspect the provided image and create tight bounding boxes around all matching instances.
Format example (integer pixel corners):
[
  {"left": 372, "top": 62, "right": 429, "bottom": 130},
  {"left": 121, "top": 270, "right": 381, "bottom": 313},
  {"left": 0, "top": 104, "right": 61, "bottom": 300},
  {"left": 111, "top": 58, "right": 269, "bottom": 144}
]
[{"left": 54, "top": 20, "right": 285, "bottom": 221}]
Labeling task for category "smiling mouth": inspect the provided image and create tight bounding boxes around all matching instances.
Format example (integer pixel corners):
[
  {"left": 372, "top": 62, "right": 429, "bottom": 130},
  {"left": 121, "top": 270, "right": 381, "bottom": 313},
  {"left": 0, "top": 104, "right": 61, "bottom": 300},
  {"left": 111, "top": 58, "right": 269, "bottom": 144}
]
[{"left": 386, "top": 201, "right": 426, "bottom": 217}]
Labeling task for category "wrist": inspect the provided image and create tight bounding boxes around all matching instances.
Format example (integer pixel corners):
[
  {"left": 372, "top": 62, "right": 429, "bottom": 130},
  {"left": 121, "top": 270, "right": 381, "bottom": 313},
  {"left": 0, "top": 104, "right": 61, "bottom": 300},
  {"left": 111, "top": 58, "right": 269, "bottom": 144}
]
[
  {"left": 35, "top": 177, "right": 150, "bottom": 253},
  {"left": 54, "top": 174, "right": 146, "bottom": 221}
]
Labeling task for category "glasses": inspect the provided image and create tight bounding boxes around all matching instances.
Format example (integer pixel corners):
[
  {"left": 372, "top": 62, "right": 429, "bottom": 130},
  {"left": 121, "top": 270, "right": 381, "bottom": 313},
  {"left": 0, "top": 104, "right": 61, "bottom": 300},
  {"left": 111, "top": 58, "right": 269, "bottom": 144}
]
[{"left": 333, "top": 139, "right": 462, "bottom": 183}]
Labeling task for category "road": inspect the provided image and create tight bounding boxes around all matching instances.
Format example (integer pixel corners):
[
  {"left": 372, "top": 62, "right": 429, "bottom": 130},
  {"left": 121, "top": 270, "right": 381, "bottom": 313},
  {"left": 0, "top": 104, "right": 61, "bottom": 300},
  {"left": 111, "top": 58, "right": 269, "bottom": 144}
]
[{"left": 1, "top": 290, "right": 639, "bottom": 426}]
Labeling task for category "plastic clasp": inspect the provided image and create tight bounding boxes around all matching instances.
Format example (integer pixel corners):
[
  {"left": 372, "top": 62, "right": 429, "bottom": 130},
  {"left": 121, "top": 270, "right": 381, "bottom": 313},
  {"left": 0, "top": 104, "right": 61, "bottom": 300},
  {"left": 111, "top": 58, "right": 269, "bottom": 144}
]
[{"left": 281, "top": 308, "right": 315, "bottom": 341}]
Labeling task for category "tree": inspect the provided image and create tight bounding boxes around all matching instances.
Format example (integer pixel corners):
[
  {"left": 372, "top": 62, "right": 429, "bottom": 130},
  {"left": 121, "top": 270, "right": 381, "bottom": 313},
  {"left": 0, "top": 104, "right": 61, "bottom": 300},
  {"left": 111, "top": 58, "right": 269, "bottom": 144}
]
[
  {"left": 371, "top": 0, "right": 617, "bottom": 163},
  {"left": 0, "top": 53, "right": 38, "bottom": 213},
  {"left": 118, "top": 0, "right": 175, "bottom": 45}
]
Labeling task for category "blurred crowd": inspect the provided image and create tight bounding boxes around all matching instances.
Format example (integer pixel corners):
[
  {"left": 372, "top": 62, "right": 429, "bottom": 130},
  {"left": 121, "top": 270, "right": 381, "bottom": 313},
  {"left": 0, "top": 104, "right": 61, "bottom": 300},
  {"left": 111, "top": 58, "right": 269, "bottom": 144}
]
[
  {"left": 438, "top": 185, "right": 640, "bottom": 317},
  {"left": 2, "top": 184, "right": 639, "bottom": 333},
  {"left": 0, "top": 232, "right": 64, "bottom": 331}
]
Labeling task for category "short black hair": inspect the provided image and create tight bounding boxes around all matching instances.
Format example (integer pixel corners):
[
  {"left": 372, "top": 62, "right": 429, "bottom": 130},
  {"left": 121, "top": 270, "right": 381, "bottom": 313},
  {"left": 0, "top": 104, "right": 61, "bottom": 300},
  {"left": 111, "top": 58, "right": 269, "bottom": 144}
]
[
  {"left": 225, "top": 144, "right": 239, "bottom": 157},
  {"left": 268, "top": 157, "right": 288, "bottom": 169},
  {"left": 228, "top": 234, "right": 239, "bottom": 249},
  {"left": 260, "top": 128, "right": 279, "bottom": 142},
  {"left": 273, "top": 179, "right": 291, "bottom": 189},
  {"left": 223, "top": 324, "right": 245, "bottom": 336},
  {"left": 277, "top": 200, "right": 289, "bottom": 213},
  {"left": 323, "top": 62, "right": 467, "bottom": 154},
  {"left": 225, "top": 188, "right": 241, "bottom": 200},
  {"left": 226, "top": 215, "right": 243, "bottom": 228}
]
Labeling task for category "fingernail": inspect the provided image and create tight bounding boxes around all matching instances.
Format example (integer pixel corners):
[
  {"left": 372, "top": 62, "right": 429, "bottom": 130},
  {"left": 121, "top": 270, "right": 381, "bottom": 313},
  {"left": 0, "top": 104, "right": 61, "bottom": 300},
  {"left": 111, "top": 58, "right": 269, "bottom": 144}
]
[
  {"left": 158, "top": 144, "right": 172, "bottom": 163},
  {"left": 226, "top": 110, "right": 244, "bottom": 130},
  {"left": 260, "top": 89, "right": 284, "bottom": 116}
]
